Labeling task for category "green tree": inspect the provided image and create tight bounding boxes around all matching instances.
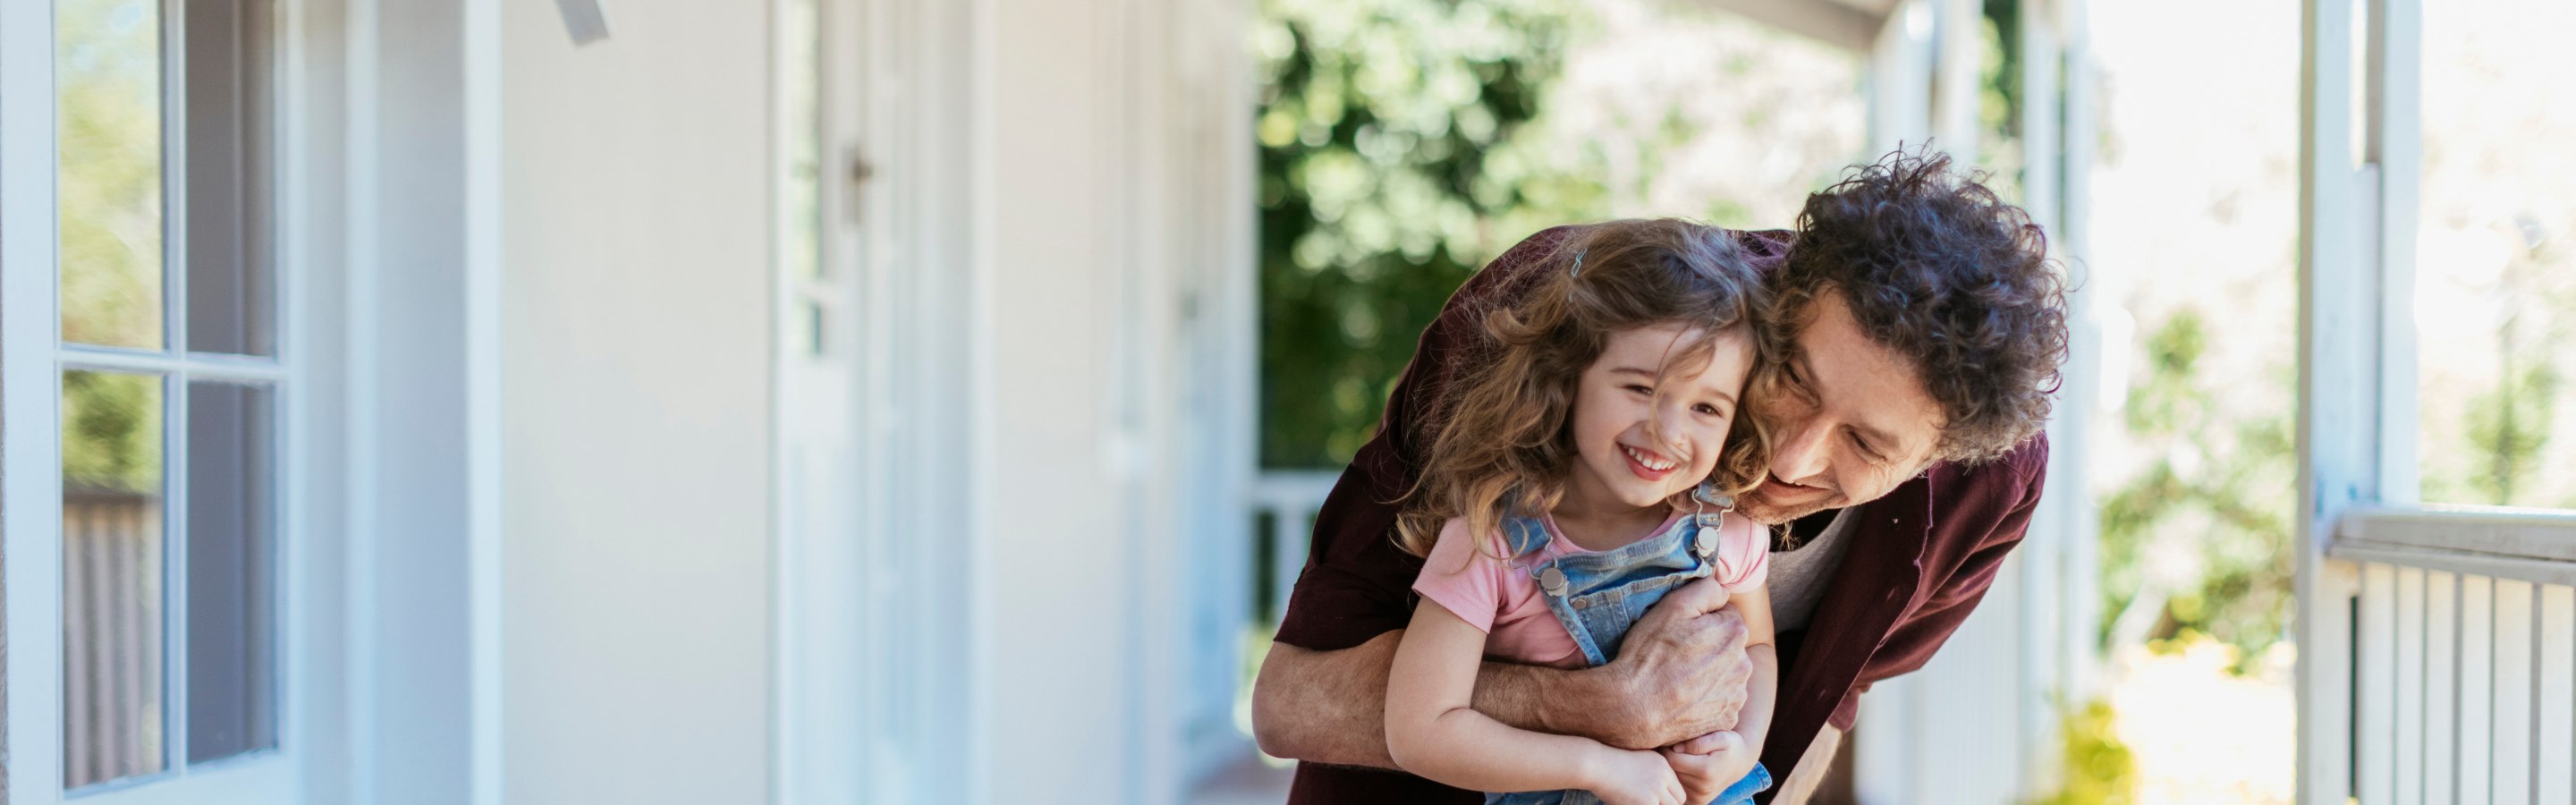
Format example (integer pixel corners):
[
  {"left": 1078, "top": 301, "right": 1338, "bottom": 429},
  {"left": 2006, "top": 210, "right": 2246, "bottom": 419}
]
[
  {"left": 2096, "top": 309, "right": 2295, "bottom": 668},
  {"left": 2463, "top": 361, "right": 2559, "bottom": 505},
  {"left": 57, "top": 0, "right": 168, "bottom": 495},
  {"left": 62, "top": 371, "right": 161, "bottom": 494},
  {"left": 1254, "top": 0, "right": 1607, "bottom": 469},
  {"left": 59, "top": 0, "right": 165, "bottom": 350},
  {"left": 2461, "top": 233, "right": 2563, "bottom": 506}
]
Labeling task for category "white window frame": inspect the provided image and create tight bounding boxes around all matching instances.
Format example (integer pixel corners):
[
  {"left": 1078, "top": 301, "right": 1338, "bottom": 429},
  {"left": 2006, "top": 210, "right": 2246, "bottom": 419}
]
[{"left": 5, "top": 1, "right": 335, "bottom": 803}]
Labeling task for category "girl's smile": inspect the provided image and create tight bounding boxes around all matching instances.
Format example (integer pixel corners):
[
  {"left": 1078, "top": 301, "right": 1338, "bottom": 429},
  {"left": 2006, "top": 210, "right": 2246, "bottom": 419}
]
[
  {"left": 1555, "top": 322, "right": 1753, "bottom": 545},
  {"left": 1618, "top": 443, "right": 1680, "bottom": 481}
]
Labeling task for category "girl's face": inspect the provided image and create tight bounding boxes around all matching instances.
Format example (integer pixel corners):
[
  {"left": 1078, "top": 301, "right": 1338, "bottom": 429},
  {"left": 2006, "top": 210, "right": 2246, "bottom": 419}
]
[{"left": 1563, "top": 322, "right": 1755, "bottom": 514}]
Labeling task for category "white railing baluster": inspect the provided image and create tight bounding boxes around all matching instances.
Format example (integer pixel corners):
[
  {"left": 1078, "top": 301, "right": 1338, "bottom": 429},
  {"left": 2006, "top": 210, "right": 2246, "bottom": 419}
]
[
  {"left": 1250, "top": 470, "right": 1343, "bottom": 628},
  {"left": 2464, "top": 575, "right": 2496, "bottom": 805},
  {"left": 2398, "top": 567, "right": 2427, "bottom": 805},
  {"left": 2496, "top": 580, "right": 2537, "bottom": 805},
  {"left": 2538, "top": 584, "right": 2573, "bottom": 805},
  {"left": 2363, "top": 564, "right": 2398, "bottom": 804},
  {"left": 2428, "top": 570, "right": 2461, "bottom": 805}
]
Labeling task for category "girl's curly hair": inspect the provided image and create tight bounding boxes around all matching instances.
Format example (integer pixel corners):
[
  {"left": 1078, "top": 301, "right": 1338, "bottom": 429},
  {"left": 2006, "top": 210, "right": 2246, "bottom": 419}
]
[{"left": 1394, "top": 219, "right": 1784, "bottom": 558}]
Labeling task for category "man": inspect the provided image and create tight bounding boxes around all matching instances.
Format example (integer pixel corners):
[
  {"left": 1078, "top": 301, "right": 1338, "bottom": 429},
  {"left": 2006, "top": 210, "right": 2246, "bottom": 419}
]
[{"left": 1250, "top": 150, "right": 2070, "bottom": 803}]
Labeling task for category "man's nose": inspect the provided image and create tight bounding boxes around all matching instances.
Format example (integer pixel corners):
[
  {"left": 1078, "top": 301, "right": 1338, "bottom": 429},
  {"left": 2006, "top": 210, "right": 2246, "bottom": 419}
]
[{"left": 1770, "top": 419, "right": 1831, "bottom": 483}]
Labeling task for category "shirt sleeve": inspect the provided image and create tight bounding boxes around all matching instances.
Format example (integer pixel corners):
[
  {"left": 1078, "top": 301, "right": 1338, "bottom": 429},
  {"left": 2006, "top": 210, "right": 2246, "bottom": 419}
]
[
  {"left": 1715, "top": 514, "right": 1770, "bottom": 589},
  {"left": 1409, "top": 519, "right": 1507, "bottom": 632}
]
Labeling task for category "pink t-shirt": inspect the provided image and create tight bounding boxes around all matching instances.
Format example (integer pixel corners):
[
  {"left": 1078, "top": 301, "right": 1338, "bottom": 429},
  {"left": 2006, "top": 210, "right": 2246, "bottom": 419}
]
[{"left": 1411, "top": 509, "right": 1769, "bottom": 669}]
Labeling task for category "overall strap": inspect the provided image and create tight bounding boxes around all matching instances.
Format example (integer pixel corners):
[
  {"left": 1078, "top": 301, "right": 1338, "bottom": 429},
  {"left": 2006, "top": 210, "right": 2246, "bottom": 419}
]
[{"left": 1499, "top": 514, "right": 1553, "bottom": 559}]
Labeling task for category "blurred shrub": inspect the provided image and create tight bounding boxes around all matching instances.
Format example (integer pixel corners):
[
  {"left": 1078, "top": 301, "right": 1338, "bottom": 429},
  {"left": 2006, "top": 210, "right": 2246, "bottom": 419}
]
[
  {"left": 2027, "top": 698, "right": 2137, "bottom": 805},
  {"left": 2095, "top": 309, "right": 2294, "bottom": 672}
]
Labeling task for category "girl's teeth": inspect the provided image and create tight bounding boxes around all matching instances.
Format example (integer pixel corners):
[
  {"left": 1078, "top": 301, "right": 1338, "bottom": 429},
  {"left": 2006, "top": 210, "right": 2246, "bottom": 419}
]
[{"left": 1623, "top": 445, "right": 1674, "bottom": 470}]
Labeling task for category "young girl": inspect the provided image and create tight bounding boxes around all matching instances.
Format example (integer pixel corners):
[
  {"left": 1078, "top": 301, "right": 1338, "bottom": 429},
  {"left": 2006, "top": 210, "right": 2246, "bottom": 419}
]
[{"left": 1384, "top": 219, "right": 1782, "bottom": 805}]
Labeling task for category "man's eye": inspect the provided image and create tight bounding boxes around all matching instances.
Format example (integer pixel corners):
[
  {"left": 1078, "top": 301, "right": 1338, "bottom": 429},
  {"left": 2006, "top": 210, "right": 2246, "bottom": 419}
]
[
  {"left": 1850, "top": 431, "right": 1885, "bottom": 462},
  {"left": 1624, "top": 385, "right": 1653, "bottom": 395}
]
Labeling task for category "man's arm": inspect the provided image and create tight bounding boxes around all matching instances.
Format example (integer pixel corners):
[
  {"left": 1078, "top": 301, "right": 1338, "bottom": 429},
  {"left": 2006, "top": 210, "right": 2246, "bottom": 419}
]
[
  {"left": 1770, "top": 725, "right": 1841, "bottom": 805},
  {"left": 1252, "top": 579, "right": 1756, "bottom": 767},
  {"left": 1252, "top": 632, "right": 1608, "bottom": 769}
]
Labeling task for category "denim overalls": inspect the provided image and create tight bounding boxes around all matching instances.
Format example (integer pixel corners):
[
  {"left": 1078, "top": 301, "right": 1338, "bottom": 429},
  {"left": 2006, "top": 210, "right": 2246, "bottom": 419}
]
[{"left": 1484, "top": 510, "right": 1774, "bottom": 805}]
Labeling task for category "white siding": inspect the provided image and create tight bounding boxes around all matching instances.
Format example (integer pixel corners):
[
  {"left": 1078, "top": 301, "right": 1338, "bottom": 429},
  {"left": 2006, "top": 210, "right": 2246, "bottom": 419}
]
[{"left": 497, "top": 1, "right": 775, "bottom": 801}]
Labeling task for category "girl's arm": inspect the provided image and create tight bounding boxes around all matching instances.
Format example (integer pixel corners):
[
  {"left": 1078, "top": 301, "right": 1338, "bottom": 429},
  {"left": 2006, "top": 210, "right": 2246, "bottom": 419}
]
[
  {"left": 1385, "top": 598, "right": 1679, "bottom": 800},
  {"left": 1663, "top": 580, "right": 1776, "bottom": 803},
  {"left": 1726, "top": 580, "right": 1779, "bottom": 758}
]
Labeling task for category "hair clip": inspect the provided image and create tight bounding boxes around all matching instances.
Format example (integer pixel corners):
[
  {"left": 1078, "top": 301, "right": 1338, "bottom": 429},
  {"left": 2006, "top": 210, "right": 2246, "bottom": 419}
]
[{"left": 1570, "top": 249, "right": 1588, "bottom": 278}]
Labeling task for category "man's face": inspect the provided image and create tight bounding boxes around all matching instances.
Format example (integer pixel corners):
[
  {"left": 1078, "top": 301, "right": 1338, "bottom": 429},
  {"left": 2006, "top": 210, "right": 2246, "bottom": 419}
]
[{"left": 1737, "top": 287, "right": 1947, "bottom": 525}]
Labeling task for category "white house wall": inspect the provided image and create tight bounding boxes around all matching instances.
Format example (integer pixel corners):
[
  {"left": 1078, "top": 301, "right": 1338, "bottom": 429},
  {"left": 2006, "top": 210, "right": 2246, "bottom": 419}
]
[
  {"left": 979, "top": 0, "right": 1174, "bottom": 800},
  {"left": 496, "top": 1, "right": 775, "bottom": 802}
]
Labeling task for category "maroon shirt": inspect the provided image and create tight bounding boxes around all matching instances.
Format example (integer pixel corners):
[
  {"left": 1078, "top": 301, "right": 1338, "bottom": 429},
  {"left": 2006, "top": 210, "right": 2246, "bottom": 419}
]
[{"left": 1274, "top": 225, "right": 2050, "bottom": 804}]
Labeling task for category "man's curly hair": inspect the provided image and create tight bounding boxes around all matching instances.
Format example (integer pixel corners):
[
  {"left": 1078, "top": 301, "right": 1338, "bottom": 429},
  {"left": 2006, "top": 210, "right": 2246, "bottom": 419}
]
[{"left": 1776, "top": 148, "right": 2071, "bottom": 463}]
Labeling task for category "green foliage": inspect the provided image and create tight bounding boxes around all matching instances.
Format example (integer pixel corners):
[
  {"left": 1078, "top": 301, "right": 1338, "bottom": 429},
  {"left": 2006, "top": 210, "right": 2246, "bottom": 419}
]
[
  {"left": 63, "top": 371, "right": 161, "bottom": 494},
  {"left": 2026, "top": 699, "right": 2138, "bottom": 805},
  {"left": 2463, "top": 360, "right": 2560, "bottom": 504},
  {"left": 1979, "top": 0, "right": 2025, "bottom": 199},
  {"left": 58, "top": 0, "right": 165, "bottom": 350},
  {"left": 1254, "top": 0, "right": 1608, "bottom": 468},
  {"left": 56, "top": 0, "right": 168, "bottom": 496},
  {"left": 2095, "top": 309, "right": 2295, "bottom": 670}
]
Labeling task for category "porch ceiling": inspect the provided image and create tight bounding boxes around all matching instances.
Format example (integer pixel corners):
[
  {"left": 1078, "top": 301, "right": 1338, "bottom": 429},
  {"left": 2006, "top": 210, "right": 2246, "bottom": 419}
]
[{"left": 1673, "top": 0, "right": 1890, "bottom": 54}]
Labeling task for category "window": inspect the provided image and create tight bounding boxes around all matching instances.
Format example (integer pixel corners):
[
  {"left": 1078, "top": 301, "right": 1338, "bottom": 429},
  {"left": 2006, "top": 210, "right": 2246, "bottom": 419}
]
[{"left": 55, "top": 0, "right": 284, "bottom": 793}]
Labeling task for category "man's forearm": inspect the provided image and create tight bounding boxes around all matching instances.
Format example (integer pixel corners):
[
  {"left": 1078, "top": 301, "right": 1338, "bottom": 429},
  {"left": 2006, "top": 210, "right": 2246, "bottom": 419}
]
[
  {"left": 1772, "top": 724, "right": 1842, "bottom": 805},
  {"left": 1251, "top": 631, "right": 1616, "bottom": 769},
  {"left": 1252, "top": 632, "right": 1403, "bottom": 768},
  {"left": 1470, "top": 654, "right": 1621, "bottom": 741}
]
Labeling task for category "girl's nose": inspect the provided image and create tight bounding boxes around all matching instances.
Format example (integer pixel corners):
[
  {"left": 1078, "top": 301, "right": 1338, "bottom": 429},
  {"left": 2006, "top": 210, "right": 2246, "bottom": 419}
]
[{"left": 1651, "top": 402, "right": 1691, "bottom": 454}]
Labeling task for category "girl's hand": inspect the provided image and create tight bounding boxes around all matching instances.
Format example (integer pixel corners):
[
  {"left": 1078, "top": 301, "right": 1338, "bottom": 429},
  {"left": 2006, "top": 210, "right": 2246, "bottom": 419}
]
[
  {"left": 1661, "top": 730, "right": 1758, "bottom": 803},
  {"left": 1587, "top": 748, "right": 1688, "bottom": 805}
]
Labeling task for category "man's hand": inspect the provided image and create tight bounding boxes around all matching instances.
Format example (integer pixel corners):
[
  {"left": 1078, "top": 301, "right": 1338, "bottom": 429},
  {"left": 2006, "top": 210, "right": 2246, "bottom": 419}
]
[
  {"left": 1586, "top": 579, "right": 1753, "bottom": 750},
  {"left": 1252, "top": 579, "right": 1753, "bottom": 768}
]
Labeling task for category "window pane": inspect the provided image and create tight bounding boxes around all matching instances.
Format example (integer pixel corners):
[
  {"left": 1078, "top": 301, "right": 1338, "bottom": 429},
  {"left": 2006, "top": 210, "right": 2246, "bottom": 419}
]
[
  {"left": 62, "top": 370, "right": 167, "bottom": 787},
  {"left": 185, "top": 0, "right": 277, "bottom": 357},
  {"left": 782, "top": 0, "right": 822, "bottom": 283},
  {"left": 185, "top": 382, "right": 277, "bottom": 763},
  {"left": 58, "top": 0, "right": 165, "bottom": 350},
  {"left": 2414, "top": 0, "right": 2576, "bottom": 507}
]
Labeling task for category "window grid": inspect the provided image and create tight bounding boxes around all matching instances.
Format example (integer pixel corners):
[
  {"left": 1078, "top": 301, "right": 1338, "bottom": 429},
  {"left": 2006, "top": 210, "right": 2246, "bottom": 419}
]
[{"left": 57, "top": 0, "right": 284, "bottom": 793}]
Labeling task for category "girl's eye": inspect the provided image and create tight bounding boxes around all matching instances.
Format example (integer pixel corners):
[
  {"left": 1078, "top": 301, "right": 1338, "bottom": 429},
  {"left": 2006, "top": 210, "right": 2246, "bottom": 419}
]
[
  {"left": 1623, "top": 385, "right": 1653, "bottom": 395},
  {"left": 1693, "top": 403, "right": 1724, "bottom": 417}
]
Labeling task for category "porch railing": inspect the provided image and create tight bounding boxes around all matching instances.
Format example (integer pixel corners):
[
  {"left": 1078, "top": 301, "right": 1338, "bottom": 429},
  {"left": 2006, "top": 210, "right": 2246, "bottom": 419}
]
[
  {"left": 2330, "top": 507, "right": 2576, "bottom": 803},
  {"left": 1249, "top": 470, "right": 1341, "bottom": 628}
]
